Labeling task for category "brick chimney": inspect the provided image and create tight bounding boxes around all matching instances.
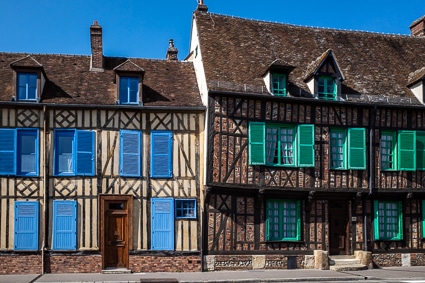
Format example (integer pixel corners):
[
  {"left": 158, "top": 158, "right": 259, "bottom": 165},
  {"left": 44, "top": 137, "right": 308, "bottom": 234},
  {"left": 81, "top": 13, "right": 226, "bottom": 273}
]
[
  {"left": 410, "top": 16, "right": 425, "bottom": 37},
  {"left": 166, "top": 39, "right": 178, "bottom": 61},
  {"left": 196, "top": 0, "right": 208, "bottom": 12},
  {"left": 90, "top": 20, "right": 104, "bottom": 71}
]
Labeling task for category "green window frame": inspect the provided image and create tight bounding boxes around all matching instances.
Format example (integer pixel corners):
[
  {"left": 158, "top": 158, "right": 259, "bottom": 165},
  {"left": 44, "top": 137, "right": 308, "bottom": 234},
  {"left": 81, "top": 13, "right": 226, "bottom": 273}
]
[
  {"left": 374, "top": 200, "right": 403, "bottom": 241},
  {"left": 271, "top": 73, "right": 287, "bottom": 96},
  {"left": 330, "top": 128, "right": 366, "bottom": 170},
  {"left": 248, "top": 122, "right": 314, "bottom": 167},
  {"left": 318, "top": 75, "right": 337, "bottom": 100},
  {"left": 266, "top": 199, "right": 301, "bottom": 241},
  {"left": 380, "top": 130, "right": 417, "bottom": 171}
]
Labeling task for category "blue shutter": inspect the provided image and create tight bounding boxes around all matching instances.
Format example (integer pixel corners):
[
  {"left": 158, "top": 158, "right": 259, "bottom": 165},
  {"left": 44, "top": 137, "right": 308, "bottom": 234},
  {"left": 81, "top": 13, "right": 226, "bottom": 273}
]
[
  {"left": 129, "top": 77, "right": 139, "bottom": 104},
  {"left": 297, "top": 124, "right": 315, "bottom": 167},
  {"left": 151, "top": 131, "right": 172, "bottom": 178},
  {"left": 120, "top": 130, "right": 141, "bottom": 176},
  {"left": 0, "top": 129, "right": 16, "bottom": 175},
  {"left": 76, "top": 130, "right": 95, "bottom": 176},
  {"left": 14, "top": 201, "right": 39, "bottom": 251},
  {"left": 119, "top": 77, "right": 129, "bottom": 104},
  {"left": 17, "top": 129, "right": 39, "bottom": 176},
  {"left": 52, "top": 200, "right": 77, "bottom": 250},
  {"left": 151, "top": 198, "right": 174, "bottom": 250}
]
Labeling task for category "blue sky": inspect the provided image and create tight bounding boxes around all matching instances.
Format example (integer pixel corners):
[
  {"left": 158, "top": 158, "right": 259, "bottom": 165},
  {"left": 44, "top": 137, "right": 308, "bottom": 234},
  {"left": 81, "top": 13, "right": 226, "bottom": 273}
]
[{"left": 1, "top": 0, "right": 424, "bottom": 60}]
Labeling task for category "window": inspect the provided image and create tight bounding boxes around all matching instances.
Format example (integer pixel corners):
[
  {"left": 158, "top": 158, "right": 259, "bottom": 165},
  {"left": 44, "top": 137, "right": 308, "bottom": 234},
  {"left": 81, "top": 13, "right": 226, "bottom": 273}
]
[
  {"left": 175, "top": 199, "right": 196, "bottom": 219},
  {"left": 374, "top": 200, "right": 403, "bottom": 241},
  {"left": 0, "top": 129, "right": 39, "bottom": 176},
  {"left": 266, "top": 199, "right": 301, "bottom": 241},
  {"left": 52, "top": 200, "right": 77, "bottom": 251},
  {"left": 151, "top": 198, "right": 174, "bottom": 250},
  {"left": 318, "top": 75, "right": 336, "bottom": 100},
  {"left": 17, "top": 72, "right": 37, "bottom": 101},
  {"left": 120, "top": 130, "right": 142, "bottom": 176},
  {"left": 151, "top": 131, "right": 173, "bottom": 178},
  {"left": 271, "top": 73, "right": 287, "bottom": 96},
  {"left": 119, "top": 76, "right": 139, "bottom": 104},
  {"left": 249, "top": 122, "right": 314, "bottom": 167},
  {"left": 54, "top": 129, "right": 95, "bottom": 176},
  {"left": 330, "top": 128, "right": 366, "bottom": 170},
  {"left": 380, "top": 130, "right": 419, "bottom": 171},
  {"left": 14, "top": 201, "right": 39, "bottom": 251}
]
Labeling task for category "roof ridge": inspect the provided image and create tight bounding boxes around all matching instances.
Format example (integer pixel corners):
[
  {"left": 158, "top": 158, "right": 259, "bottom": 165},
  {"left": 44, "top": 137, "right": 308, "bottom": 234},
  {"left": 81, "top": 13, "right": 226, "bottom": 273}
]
[{"left": 199, "top": 11, "right": 415, "bottom": 39}]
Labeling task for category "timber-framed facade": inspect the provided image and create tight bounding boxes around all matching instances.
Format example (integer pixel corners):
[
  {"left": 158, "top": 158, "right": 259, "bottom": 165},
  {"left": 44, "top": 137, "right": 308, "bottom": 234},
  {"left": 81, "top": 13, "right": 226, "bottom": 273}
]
[
  {"left": 189, "top": 5, "right": 425, "bottom": 270},
  {"left": 0, "top": 22, "right": 205, "bottom": 274}
]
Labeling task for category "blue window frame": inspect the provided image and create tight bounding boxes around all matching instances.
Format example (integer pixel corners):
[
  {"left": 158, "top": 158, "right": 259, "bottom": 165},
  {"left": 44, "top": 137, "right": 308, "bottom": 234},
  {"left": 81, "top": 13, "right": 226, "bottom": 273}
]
[
  {"left": 14, "top": 201, "right": 39, "bottom": 251},
  {"left": 120, "top": 130, "right": 142, "bottom": 176},
  {"left": 151, "top": 131, "right": 173, "bottom": 178},
  {"left": 17, "top": 72, "right": 37, "bottom": 101},
  {"left": 52, "top": 200, "right": 77, "bottom": 251},
  {"left": 119, "top": 76, "right": 139, "bottom": 104},
  {"left": 175, "top": 199, "right": 196, "bottom": 219},
  {"left": 0, "top": 129, "right": 39, "bottom": 176},
  {"left": 54, "top": 129, "right": 95, "bottom": 176},
  {"left": 151, "top": 198, "right": 174, "bottom": 250}
]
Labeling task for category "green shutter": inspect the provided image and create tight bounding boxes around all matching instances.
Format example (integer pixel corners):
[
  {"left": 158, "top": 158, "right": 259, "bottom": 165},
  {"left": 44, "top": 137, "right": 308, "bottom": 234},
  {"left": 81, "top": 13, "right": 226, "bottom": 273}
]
[
  {"left": 348, "top": 128, "right": 366, "bottom": 169},
  {"left": 249, "top": 122, "right": 266, "bottom": 165},
  {"left": 295, "top": 200, "right": 301, "bottom": 241},
  {"left": 398, "top": 131, "right": 416, "bottom": 171},
  {"left": 417, "top": 131, "right": 425, "bottom": 170},
  {"left": 397, "top": 201, "right": 403, "bottom": 240},
  {"left": 373, "top": 200, "right": 380, "bottom": 240},
  {"left": 422, "top": 200, "right": 425, "bottom": 239},
  {"left": 297, "top": 124, "right": 314, "bottom": 167}
]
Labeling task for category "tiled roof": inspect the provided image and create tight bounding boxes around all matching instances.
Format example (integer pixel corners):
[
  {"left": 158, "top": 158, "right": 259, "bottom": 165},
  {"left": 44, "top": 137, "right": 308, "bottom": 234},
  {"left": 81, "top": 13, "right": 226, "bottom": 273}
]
[
  {"left": 0, "top": 53, "right": 203, "bottom": 107},
  {"left": 194, "top": 12, "right": 425, "bottom": 105}
]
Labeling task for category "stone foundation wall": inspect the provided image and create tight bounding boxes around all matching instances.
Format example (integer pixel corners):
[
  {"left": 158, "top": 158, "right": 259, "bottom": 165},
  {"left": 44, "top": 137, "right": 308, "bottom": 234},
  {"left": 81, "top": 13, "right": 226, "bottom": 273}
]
[
  {"left": 130, "top": 255, "right": 202, "bottom": 272},
  {"left": 373, "top": 253, "right": 425, "bottom": 267},
  {"left": 0, "top": 253, "right": 42, "bottom": 274}
]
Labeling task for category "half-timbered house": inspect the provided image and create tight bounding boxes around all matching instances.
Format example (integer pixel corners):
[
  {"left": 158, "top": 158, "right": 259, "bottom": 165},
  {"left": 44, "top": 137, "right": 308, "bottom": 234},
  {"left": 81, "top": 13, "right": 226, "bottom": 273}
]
[
  {"left": 0, "top": 21, "right": 205, "bottom": 274},
  {"left": 188, "top": 3, "right": 425, "bottom": 270}
]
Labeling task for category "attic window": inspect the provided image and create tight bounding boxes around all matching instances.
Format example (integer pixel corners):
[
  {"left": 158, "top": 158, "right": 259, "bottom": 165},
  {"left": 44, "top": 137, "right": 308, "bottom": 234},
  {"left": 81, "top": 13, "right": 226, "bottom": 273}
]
[
  {"left": 17, "top": 72, "right": 38, "bottom": 101},
  {"left": 271, "top": 73, "right": 287, "bottom": 96},
  {"left": 318, "top": 75, "right": 337, "bottom": 100},
  {"left": 119, "top": 76, "right": 139, "bottom": 105}
]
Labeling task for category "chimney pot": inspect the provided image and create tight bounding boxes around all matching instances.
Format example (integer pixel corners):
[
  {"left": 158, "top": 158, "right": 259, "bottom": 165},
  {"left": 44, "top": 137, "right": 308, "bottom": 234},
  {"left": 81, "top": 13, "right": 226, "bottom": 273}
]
[
  {"left": 90, "top": 20, "right": 104, "bottom": 71},
  {"left": 197, "top": 0, "right": 208, "bottom": 12},
  {"left": 166, "top": 39, "right": 178, "bottom": 61}
]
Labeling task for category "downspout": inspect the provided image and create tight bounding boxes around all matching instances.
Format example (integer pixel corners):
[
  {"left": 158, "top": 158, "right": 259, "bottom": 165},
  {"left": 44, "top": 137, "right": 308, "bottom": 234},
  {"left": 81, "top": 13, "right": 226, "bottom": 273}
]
[
  {"left": 42, "top": 105, "right": 48, "bottom": 274},
  {"left": 365, "top": 105, "right": 377, "bottom": 251}
]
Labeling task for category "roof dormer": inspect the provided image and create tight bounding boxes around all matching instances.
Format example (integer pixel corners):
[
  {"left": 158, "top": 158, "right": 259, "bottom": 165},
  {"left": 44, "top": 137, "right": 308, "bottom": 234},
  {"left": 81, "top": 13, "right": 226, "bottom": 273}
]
[
  {"left": 407, "top": 67, "right": 425, "bottom": 104},
  {"left": 263, "top": 59, "right": 295, "bottom": 97},
  {"left": 304, "top": 49, "right": 345, "bottom": 101},
  {"left": 113, "top": 59, "right": 145, "bottom": 105},
  {"left": 10, "top": 55, "right": 46, "bottom": 102}
]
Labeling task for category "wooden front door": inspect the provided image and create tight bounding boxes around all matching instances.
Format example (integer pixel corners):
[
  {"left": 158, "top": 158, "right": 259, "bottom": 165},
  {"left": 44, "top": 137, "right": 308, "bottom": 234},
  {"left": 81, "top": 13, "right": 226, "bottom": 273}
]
[
  {"left": 100, "top": 195, "right": 132, "bottom": 269},
  {"left": 329, "top": 200, "right": 350, "bottom": 255}
]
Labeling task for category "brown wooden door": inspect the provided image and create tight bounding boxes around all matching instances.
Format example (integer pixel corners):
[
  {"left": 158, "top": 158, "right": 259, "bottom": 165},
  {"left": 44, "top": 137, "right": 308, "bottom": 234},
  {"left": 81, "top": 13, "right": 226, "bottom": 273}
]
[
  {"left": 100, "top": 195, "right": 132, "bottom": 270},
  {"left": 329, "top": 200, "right": 350, "bottom": 255}
]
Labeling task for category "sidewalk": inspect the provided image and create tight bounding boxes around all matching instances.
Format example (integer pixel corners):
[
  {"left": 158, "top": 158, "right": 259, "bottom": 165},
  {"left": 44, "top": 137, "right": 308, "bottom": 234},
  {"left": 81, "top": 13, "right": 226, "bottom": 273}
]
[{"left": 1, "top": 266, "right": 425, "bottom": 283}]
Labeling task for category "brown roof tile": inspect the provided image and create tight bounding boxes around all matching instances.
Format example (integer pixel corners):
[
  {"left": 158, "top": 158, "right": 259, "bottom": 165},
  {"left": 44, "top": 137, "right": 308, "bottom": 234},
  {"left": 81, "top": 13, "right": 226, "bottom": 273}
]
[
  {"left": 0, "top": 52, "right": 202, "bottom": 107},
  {"left": 195, "top": 12, "right": 425, "bottom": 104}
]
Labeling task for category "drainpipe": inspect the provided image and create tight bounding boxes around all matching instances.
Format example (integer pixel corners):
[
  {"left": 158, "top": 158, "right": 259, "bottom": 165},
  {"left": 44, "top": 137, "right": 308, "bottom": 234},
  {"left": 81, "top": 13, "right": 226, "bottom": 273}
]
[
  {"left": 365, "top": 105, "right": 377, "bottom": 251},
  {"left": 42, "top": 105, "right": 48, "bottom": 274}
]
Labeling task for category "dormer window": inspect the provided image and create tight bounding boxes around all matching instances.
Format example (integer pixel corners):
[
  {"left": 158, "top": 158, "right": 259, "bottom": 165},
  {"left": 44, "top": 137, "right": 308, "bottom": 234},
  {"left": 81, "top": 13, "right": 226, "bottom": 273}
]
[
  {"left": 263, "top": 59, "right": 295, "bottom": 97},
  {"left": 318, "top": 75, "right": 337, "bottom": 100},
  {"left": 17, "top": 72, "right": 38, "bottom": 101},
  {"left": 304, "top": 49, "right": 345, "bottom": 101},
  {"left": 119, "top": 76, "right": 139, "bottom": 105},
  {"left": 113, "top": 59, "right": 144, "bottom": 105},
  {"left": 271, "top": 73, "right": 287, "bottom": 96}
]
